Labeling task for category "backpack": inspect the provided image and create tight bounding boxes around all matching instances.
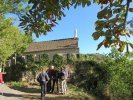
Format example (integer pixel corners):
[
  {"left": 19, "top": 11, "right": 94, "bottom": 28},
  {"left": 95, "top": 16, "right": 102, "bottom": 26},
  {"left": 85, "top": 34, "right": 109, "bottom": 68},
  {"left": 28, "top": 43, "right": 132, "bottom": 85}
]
[
  {"left": 37, "top": 74, "right": 41, "bottom": 83},
  {"left": 37, "top": 73, "right": 49, "bottom": 83}
]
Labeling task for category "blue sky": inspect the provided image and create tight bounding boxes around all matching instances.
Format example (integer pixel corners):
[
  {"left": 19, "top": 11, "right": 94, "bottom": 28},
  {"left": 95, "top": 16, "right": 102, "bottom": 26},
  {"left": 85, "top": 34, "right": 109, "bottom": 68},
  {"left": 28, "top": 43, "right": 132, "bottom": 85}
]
[
  {"left": 6, "top": 3, "right": 133, "bottom": 54},
  {"left": 33, "top": 4, "right": 112, "bottom": 54}
]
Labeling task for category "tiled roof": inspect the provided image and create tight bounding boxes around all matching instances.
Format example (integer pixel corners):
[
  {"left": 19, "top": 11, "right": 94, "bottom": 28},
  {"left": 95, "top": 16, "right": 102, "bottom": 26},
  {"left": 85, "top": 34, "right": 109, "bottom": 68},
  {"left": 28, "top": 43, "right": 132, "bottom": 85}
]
[{"left": 25, "top": 38, "right": 79, "bottom": 53}]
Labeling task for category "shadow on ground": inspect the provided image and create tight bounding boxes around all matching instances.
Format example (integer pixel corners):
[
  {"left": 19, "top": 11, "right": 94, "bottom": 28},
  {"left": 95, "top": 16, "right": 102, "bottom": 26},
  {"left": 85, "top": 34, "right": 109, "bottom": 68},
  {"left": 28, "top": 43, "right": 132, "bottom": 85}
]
[
  {"left": 6, "top": 85, "right": 91, "bottom": 100},
  {"left": 0, "top": 93, "right": 22, "bottom": 98},
  {"left": 23, "top": 94, "right": 90, "bottom": 100},
  {"left": 9, "top": 86, "right": 40, "bottom": 93}
]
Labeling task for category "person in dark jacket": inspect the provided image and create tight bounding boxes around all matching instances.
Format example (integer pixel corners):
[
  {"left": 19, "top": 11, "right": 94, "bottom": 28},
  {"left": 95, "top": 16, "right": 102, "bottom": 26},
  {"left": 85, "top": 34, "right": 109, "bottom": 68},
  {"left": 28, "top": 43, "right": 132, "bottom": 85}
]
[
  {"left": 51, "top": 69, "right": 59, "bottom": 93},
  {"left": 46, "top": 65, "right": 55, "bottom": 93},
  {"left": 37, "top": 67, "right": 49, "bottom": 97}
]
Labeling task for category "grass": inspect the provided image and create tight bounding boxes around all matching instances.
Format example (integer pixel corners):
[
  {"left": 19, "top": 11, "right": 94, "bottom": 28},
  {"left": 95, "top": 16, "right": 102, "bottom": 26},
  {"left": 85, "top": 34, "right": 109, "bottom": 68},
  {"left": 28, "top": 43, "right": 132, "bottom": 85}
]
[
  {"left": 6, "top": 81, "right": 29, "bottom": 87},
  {"left": 68, "top": 84, "right": 94, "bottom": 99},
  {"left": 6, "top": 81, "right": 95, "bottom": 99}
]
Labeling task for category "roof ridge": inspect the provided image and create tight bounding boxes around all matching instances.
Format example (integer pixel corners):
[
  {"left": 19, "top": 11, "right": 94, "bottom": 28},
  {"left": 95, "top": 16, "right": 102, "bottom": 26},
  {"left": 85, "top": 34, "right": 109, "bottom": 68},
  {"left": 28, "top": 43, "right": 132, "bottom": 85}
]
[
  {"left": 33, "top": 37, "right": 78, "bottom": 43},
  {"left": 25, "top": 37, "right": 79, "bottom": 53}
]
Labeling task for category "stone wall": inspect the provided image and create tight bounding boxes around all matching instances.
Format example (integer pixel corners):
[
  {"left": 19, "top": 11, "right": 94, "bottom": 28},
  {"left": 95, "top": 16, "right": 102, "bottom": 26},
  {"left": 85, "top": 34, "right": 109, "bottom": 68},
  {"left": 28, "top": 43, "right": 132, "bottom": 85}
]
[
  {"left": 20, "top": 64, "right": 74, "bottom": 83},
  {"left": 24, "top": 48, "right": 79, "bottom": 60},
  {"left": 21, "top": 71, "right": 40, "bottom": 83}
]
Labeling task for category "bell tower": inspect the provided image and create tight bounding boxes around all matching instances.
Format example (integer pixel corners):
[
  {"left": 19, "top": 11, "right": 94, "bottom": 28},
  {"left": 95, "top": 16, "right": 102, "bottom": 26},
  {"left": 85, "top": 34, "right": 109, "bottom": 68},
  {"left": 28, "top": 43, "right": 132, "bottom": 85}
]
[{"left": 74, "top": 29, "right": 78, "bottom": 38}]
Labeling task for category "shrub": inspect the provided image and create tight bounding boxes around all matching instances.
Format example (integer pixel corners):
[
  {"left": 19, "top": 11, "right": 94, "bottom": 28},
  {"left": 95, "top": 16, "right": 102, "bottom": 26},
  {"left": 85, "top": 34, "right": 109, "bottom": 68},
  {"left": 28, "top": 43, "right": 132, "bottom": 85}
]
[
  {"left": 67, "top": 54, "right": 77, "bottom": 65},
  {"left": 26, "top": 54, "right": 34, "bottom": 62},
  {"left": 53, "top": 54, "right": 65, "bottom": 68},
  {"left": 100, "top": 48, "right": 133, "bottom": 99},
  {"left": 101, "top": 56, "right": 133, "bottom": 99},
  {"left": 72, "top": 60, "right": 107, "bottom": 96},
  {"left": 9, "top": 55, "right": 27, "bottom": 81},
  {"left": 40, "top": 53, "right": 49, "bottom": 66}
]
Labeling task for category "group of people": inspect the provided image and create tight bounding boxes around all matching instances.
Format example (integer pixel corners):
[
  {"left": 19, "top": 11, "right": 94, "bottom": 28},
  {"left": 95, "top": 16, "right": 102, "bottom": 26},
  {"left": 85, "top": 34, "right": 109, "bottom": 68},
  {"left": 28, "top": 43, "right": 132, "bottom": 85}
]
[{"left": 37, "top": 65, "right": 69, "bottom": 97}]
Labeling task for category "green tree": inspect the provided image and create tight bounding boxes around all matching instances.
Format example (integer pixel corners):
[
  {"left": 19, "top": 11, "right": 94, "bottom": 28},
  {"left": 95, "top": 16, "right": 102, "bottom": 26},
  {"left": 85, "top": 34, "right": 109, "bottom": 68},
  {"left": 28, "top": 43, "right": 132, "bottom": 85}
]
[
  {"left": 107, "top": 47, "right": 123, "bottom": 62},
  {"left": 73, "top": 60, "right": 107, "bottom": 96},
  {"left": 67, "top": 54, "right": 77, "bottom": 65},
  {"left": 102, "top": 48, "right": 133, "bottom": 99},
  {"left": 0, "top": 16, "right": 32, "bottom": 70},
  {"left": 73, "top": 51, "right": 133, "bottom": 99},
  {"left": 40, "top": 53, "right": 49, "bottom": 66},
  {"left": 0, "top": 0, "right": 132, "bottom": 53},
  {"left": 25, "top": 54, "right": 39, "bottom": 71},
  {"left": 19, "top": 0, "right": 133, "bottom": 52},
  {"left": 0, "top": 0, "right": 32, "bottom": 68},
  {"left": 53, "top": 54, "right": 65, "bottom": 68},
  {"left": 0, "top": 0, "right": 30, "bottom": 15}
]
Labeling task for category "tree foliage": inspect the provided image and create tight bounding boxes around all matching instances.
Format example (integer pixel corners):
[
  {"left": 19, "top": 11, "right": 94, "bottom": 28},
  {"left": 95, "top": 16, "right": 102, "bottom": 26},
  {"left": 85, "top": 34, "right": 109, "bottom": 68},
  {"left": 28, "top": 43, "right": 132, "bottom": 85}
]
[
  {"left": 19, "top": 0, "right": 91, "bottom": 36},
  {"left": 40, "top": 53, "right": 50, "bottom": 66},
  {"left": 53, "top": 54, "right": 65, "bottom": 68},
  {"left": 0, "top": 16, "right": 32, "bottom": 65},
  {"left": 0, "top": 0, "right": 30, "bottom": 15},
  {"left": 0, "top": 0, "right": 132, "bottom": 52},
  {"left": 25, "top": 54, "right": 40, "bottom": 71},
  {"left": 72, "top": 51, "right": 133, "bottom": 99},
  {"left": 19, "top": 0, "right": 133, "bottom": 52},
  {"left": 0, "top": 0, "right": 32, "bottom": 67},
  {"left": 103, "top": 48, "right": 133, "bottom": 99},
  {"left": 67, "top": 54, "right": 77, "bottom": 65},
  {"left": 73, "top": 60, "right": 107, "bottom": 95},
  {"left": 93, "top": 0, "right": 133, "bottom": 52}
]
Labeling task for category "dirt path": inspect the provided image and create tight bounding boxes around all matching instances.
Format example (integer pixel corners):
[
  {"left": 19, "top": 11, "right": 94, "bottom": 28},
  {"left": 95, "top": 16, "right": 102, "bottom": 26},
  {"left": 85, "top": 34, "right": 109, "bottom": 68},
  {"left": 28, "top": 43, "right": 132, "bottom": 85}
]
[
  {"left": 0, "top": 84, "right": 91, "bottom": 100},
  {"left": 0, "top": 84, "right": 24, "bottom": 100}
]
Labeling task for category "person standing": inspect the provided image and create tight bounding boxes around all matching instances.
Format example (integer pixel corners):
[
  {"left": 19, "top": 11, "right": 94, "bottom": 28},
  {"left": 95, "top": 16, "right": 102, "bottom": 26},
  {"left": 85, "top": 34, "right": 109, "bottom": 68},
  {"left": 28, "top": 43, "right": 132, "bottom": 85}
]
[
  {"left": 63, "top": 67, "right": 69, "bottom": 93},
  {"left": 0, "top": 68, "right": 4, "bottom": 100},
  {"left": 0, "top": 68, "right": 4, "bottom": 84},
  {"left": 58, "top": 67, "right": 67, "bottom": 94},
  {"left": 37, "top": 67, "right": 49, "bottom": 97},
  {"left": 51, "top": 68, "right": 59, "bottom": 93},
  {"left": 47, "top": 65, "right": 55, "bottom": 93}
]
